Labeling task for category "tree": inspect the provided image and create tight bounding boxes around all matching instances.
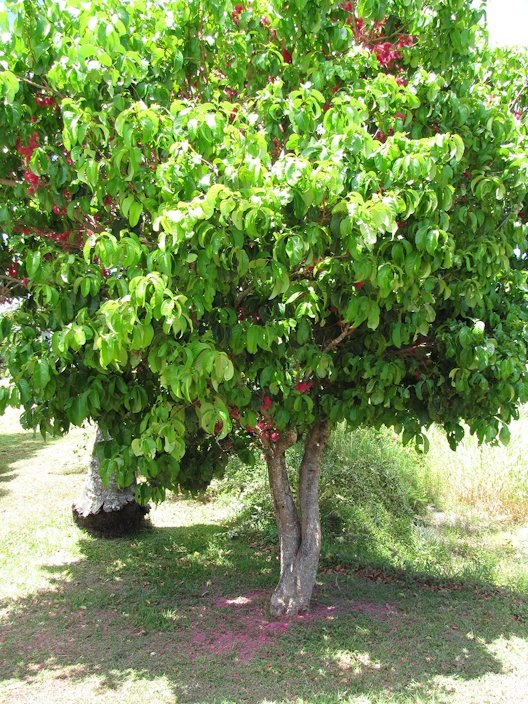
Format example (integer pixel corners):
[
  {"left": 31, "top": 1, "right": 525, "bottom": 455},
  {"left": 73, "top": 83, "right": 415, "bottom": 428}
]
[
  {"left": 0, "top": 126, "right": 147, "bottom": 539},
  {"left": 0, "top": 0, "right": 527, "bottom": 614}
]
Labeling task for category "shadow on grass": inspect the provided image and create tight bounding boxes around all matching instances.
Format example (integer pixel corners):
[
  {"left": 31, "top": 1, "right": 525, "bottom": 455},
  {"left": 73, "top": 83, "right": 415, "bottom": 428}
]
[
  {"left": 0, "top": 519, "right": 527, "bottom": 703},
  {"left": 0, "top": 433, "right": 47, "bottom": 497}
]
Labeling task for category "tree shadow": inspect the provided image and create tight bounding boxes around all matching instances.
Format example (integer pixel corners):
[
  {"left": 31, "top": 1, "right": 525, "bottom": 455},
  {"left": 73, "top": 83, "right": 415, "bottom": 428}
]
[
  {"left": 0, "top": 519, "right": 526, "bottom": 703},
  {"left": 0, "top": 432, "right": 48, "bottom": 497}
]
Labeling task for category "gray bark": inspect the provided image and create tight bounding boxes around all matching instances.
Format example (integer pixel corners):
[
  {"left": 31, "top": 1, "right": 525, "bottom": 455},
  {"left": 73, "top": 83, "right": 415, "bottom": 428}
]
[
  {"left": 73, "top": 428, "right": 135, "bottom": 517},
  {"left": 72, "top": 428, "right": 148, "bottom": 537},
  {"left": 266, "top": 420, "right": 331, "bottom": 616}
]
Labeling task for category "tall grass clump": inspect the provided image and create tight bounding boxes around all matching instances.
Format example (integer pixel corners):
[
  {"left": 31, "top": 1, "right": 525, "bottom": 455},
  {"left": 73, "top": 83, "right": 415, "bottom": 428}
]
[{"left": 418, "top": 408, "right": 528, "bottom": 522}]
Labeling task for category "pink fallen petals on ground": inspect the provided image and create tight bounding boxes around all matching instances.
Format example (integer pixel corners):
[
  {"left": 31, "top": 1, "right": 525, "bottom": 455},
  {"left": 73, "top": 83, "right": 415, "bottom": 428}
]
[{"left": 189, "top": 593, "right": 398, "bottom": 662}]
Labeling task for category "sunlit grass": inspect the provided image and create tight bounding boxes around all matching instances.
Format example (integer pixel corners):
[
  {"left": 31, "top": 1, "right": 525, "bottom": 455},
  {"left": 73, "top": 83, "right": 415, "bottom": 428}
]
[{"left": 418, "top": 409, "right": 528, "bottom": 522}]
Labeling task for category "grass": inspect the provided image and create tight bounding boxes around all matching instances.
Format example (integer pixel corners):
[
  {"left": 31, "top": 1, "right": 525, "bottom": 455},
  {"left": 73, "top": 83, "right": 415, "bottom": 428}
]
[
  {"left": 416, "top": 409, "right": 528, "bottom": 522},
  {"left": 0, "top": 405, "right": 527, "bottom": 704}
]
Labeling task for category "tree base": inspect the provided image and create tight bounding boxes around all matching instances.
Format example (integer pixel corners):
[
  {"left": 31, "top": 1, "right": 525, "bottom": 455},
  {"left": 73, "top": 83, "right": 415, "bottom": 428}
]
[
  {"left": 72, "top": 500, "right": 150, "bottom": 538},
  {"left": 270, "top": 579, "right": 313, "bottom": 616}
]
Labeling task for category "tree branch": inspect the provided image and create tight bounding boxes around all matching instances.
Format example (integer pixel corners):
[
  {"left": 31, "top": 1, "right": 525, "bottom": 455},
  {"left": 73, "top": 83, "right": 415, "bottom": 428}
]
[
  {"left": 18, "top": 75, "right": 47, "bottom": 92},
  {"left": 235, "top": 284, "right": 253, "bottom": 308},
  {"left": 390, "top": 339, "right": 436, "bottom": 357},
  {"left": 0, "top": 178, "right": 19, "bottom": 188},
  {"left": 510, "top": 82, "right": 528, "bottom": 110},
  {"left": 322, "top": 325, "right": 356, "bottom": 355}
]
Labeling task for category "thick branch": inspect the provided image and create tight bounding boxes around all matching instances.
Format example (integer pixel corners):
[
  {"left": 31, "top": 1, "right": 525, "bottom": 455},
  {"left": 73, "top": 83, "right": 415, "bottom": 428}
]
[
  {"left": 301, "top": 326, "right": 355, "bottom": 383},
  {"left": 0, "top": 178, "right": 19, "bottom": 188},
  {"left": 322, "top": 325, "right": 355, "bottom": 355},
  {"left": 348, "top": 0, "right": 360, "bottom": 41},
  {"left": 266, "top": 430, "right": 300, "bottom": 570},
  {"left": 298, "top": 420, "right": 330, "bottom": 543},
  {"left": 18, "top": 75, "right": 49, "bottom": 92},
  {"left": 390, "top": 339, "right": 436, "bottom": 357},
  {"left": 18, "top": 74, "right": 65, "bottom": 99},
  {"left": 235, "top": 284, "right": 253, "bottom": 307}
]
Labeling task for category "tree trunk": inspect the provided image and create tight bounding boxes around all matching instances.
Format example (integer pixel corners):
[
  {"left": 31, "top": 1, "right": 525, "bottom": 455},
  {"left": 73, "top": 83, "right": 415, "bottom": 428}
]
[
  {"left": 72, "top": 428, "right": 149, "bottom": 538},
  {"left": 266, "top": 420, "right": 331, "bottom": 616}
]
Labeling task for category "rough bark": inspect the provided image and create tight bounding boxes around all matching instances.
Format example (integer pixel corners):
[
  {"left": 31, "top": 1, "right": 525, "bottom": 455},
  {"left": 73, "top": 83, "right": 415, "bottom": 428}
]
[
  {"left": 266, "top": 420, "right": 331, "bottom": 616},
  {"left": 72, "top": 428, "right": 149, "bottom": 538}
]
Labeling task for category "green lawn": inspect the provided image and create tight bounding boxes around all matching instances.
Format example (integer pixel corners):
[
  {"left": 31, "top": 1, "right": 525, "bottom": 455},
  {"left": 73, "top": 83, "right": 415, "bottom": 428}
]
[{"left": 0, "top": 406, "right": 527, "bottom": 704}]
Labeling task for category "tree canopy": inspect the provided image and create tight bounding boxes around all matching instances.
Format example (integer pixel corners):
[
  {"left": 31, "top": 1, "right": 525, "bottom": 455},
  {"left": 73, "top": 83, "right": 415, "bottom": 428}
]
[{"left": 1, "top": 0, "right": 527, "bottom": 612}]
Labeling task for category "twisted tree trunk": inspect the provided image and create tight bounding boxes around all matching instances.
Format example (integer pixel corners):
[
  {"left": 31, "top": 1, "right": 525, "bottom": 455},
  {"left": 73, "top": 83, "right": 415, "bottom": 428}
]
[
  {"left": 266, "top": 419, "right": 331, "bottom": 616},
  {"left": 72, "top": 428, "right": 149, "bottom": 538}
]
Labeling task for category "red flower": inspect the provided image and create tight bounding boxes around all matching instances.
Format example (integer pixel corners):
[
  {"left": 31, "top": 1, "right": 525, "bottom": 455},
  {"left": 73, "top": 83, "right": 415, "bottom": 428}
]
[
  {"left": 16, "top": 131, "right": 40, "bottom": 161},
  {"left": 397, "top": 34, "right": 414, "bottom": 48},
  {"left": 232, "top": 4, "right": 244, "bottom": 25},
  {"left": 295, "top": 381, "right": 313, "bottom": 394},
  {"left": 281, "top": 47, "right": 293, "bottom": 64},
  {"left": 372, "top": 42, "right": 401, "bottom": 67},
  {"left": 271, "top": 432, "right": 279, "bottom": 443},
  {"left": 354, "top": 281, "right": 365, "bottom": 290},
  {"left": 214, "top": 420, "right": 223, "bottom": 434},
  {"left": 23, "top": 169, "right": 41, "bottom": 194},
  {"left": 229, "top": 407, "right": 240, "bottom": 420},
  {"left": 35, "top": 94, "right": 55, "bottom": 108},
  {"left": 261, "top": 394, "right": 272, "bottom": 412},
  {"left": 394, "top": 112, "right": 405, "bottom": 121},
  {"left": 340, "top": 1, "right": 354, "bottom": 10},
  {"left": 260, "top": 16, "right": 270, "bottom": 26}
]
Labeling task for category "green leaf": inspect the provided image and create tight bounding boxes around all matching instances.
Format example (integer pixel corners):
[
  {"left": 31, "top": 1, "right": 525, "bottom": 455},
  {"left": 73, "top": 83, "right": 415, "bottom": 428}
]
[
  {"left": 246, "top": 325, "right": 259, "bottom": 354},
  {"left": 68, "top": 394, "right": 88, "bottom": 425},
  {"left": 129, "top": 200, "right": 143, "bottom": 227},
  {"left": 33, "top": 359, "right": 50, "bottom": 389},
  {"left": 0, "top": 71, "right": 20, "bottom": 103},
  {"left": 367, "top": 301, "right": 380, "bottom": 330},
  {"left": 26, "top": 251, "right": 41, "bottom": 278}
]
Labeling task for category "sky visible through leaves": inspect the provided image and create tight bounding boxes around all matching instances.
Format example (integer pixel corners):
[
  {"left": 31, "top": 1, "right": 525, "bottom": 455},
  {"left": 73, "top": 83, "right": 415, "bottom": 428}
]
[
  {"left": 486, "top": 0, "right": 528, "bottom": 47},
  {"left": 0, "top": 1, "right": 527, "bottom": 47}
]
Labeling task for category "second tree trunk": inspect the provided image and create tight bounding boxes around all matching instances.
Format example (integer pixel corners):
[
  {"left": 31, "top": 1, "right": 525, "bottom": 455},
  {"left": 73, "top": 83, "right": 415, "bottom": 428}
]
[{"left": 72, "top": 428, "right": 149, "bottom": 538}]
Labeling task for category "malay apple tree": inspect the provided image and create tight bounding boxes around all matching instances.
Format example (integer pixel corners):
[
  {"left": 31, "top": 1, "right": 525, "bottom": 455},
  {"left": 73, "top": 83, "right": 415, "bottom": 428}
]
[{"left": 0, "top": 0, "right": 527, "bottom": 613}]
